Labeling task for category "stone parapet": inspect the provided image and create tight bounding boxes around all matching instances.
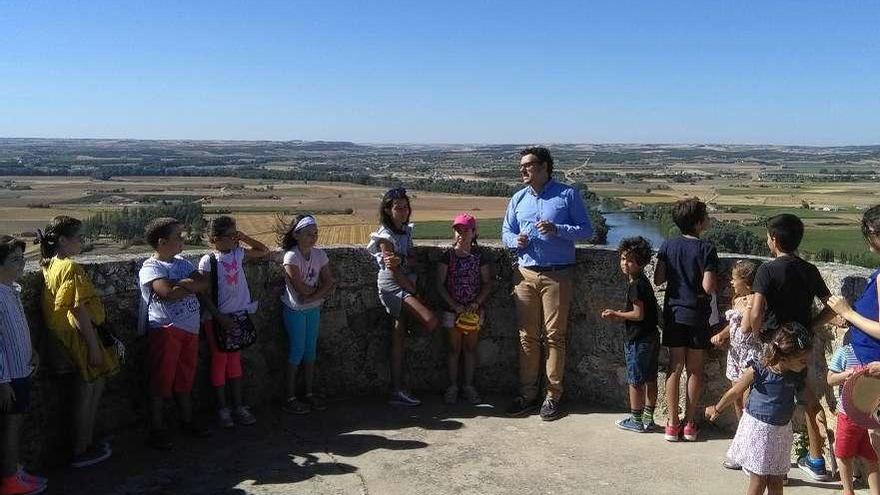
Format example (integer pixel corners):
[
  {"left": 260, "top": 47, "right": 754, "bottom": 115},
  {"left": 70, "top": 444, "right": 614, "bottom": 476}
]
[{"left": 16, "top": 245, "right": 873, "bottom": 467}]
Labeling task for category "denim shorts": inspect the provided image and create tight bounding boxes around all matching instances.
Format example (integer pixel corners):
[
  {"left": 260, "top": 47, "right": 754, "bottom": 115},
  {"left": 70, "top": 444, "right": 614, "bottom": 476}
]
[
  {"left": 377, "top": 273, "right": 416, "bottom": 319},
  {"left": 624, "top": 334, "right": 660, "bottom": 386},
  {"left": 378, "top": 288, "right": 412, "bottom": 318}
]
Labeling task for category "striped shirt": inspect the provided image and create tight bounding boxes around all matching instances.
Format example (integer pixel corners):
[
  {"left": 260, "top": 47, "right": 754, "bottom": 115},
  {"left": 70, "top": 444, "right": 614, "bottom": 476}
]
[
  {"left": 829, "top": 342, "right": 862, "bottom": 415},
  {"left": 0, "top": 283, "right": 33, "bottom": 383}
]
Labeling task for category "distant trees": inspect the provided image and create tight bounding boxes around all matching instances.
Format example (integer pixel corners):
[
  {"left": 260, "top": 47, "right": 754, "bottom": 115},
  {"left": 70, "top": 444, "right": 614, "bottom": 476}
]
[
  {"left": 641, "top": 204, "right": 768, "bottom": 257},
  {"left": 82, "top": 203, "right": 205, "bottom": 246},
  {"left": 815, "top": 248, "right": 835, "bottom": 263},
  {"left": 836, "top": 251, "right": 879, "bottom": 268},
  {"left": 703, "top": 221, "right": 768, "bottom": 257},
  {"left": 589, "top": 210, "right": 608, "bottom": 245}
]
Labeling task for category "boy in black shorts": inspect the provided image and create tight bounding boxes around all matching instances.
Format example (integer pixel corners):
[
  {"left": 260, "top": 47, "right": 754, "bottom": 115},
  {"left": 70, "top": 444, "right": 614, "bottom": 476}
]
[
  {"left": 750, "top": 213, "right": 835, "bottom": 481},
  {"left": 654, "top": 198, "right": 718, "bottom": 442}
]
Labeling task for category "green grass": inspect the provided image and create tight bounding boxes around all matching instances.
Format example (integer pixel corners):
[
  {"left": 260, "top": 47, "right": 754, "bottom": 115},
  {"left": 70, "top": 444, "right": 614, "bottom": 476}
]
[
  {"left": 413, "top": 218, "right": 504, "bottom": 240},
  {"left": 729, "top": 205, "right": 852, "bottom": 219},
  {"left": 715, "top": 187, "right": 806, "bottom": 196},
  {"left": 413, "top": 212, "right": 880, "bottom": 267},
  {"left": 745, "top": 225, "right": 880, "bottom": 266},
  {"left": 203, "top": 205, "right": 352, "bottom": 214}
]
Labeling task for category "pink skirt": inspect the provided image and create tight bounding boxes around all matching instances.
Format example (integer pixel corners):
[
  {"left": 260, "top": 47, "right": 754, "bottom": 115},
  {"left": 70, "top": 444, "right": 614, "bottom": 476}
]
[{"left": 727, "top": 411, "right": 793, "bottom": 476}]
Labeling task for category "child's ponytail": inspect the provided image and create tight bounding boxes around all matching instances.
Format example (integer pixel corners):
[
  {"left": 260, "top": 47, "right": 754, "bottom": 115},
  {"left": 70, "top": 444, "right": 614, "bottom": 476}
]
[
  {"left": 36, "top": 215, "right": 82, "bottom": 267},
  {"left": 763, "top": 322, "right": 812, "bottom": 367}
]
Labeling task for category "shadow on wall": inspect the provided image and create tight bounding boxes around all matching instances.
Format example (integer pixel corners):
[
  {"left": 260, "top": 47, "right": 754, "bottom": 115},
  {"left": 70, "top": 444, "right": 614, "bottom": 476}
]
[{"left": 16, "top": 245, "right": 874, "bottom": 470}]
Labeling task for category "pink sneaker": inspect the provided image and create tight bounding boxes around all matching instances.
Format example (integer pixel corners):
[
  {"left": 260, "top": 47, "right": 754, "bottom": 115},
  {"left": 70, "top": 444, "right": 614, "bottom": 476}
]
[
  {"left": 664, "top": 423, "right": 682, "bottom": 442},
  {"left": 15, "top": 467, "right": 46, "bottom": 488},
  {"left": 0, "top": 472, "right": 46, "bottom": 495},
  {"left": 683, "top": 422, "right": 699, "bottom": 441}
]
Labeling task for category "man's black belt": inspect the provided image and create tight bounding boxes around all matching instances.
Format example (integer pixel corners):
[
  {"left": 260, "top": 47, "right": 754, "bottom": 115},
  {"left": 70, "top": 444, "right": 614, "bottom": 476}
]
[{"left": 521, "top": 264, "right": 574, "bottom": 273}]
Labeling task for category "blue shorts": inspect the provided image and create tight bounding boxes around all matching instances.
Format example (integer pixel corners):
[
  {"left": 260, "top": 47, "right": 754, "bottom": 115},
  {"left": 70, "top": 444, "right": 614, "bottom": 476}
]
[
  {"left": 378, "top": 288, "right": 411, "bottom": 319},
  {"left": 624, "top": 335, "right": 660, "bottom": 386},
  {"left": 2, "top": 377, "right": 32, "bottom": 415}
]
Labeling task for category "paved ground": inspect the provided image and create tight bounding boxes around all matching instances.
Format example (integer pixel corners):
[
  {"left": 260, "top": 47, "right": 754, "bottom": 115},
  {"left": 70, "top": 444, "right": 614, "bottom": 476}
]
[{"left": 45, "top": 396, "right": 858, "bottom": 495}]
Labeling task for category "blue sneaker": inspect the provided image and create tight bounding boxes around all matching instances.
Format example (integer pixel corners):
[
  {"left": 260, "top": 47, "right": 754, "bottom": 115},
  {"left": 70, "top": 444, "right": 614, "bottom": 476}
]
[
  {"left": 797, "top": 455, "right": 831, "bottom": 482},
  {"left": 643, "top": 419, "right": 657, "bottom": 432},
  {"left": 389, "top": 390, "right": 421, "bottom": 407},
  {"left": 616, "top": 417, "right": 646, "bottom": 433}
]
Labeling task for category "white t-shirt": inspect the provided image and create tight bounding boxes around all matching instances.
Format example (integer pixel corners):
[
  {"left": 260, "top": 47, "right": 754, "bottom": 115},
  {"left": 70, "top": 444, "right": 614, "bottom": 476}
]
[
  {"left": 139, "top": 256, "right": 201, "bottom": 334},
  {"left": 198, "top": 247, "right": 257, "bottom": 315},
  {"left": 281, "top": 247, "right": 329, "bottom": 311}
]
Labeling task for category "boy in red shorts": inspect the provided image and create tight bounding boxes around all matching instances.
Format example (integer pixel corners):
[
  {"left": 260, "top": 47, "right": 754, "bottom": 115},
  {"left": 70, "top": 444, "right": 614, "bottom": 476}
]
[
  {"left": 828, "top": 340, "right": 880, "bottom": 495},
  {"left": 139, "top": 218, "right": 211, "bottom": 450}
]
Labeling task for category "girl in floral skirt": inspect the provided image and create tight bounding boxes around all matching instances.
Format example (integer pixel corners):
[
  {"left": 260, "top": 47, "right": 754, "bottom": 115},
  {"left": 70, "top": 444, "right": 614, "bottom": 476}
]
[{"left": 706, "top": 322, "right": 812, "bottom": 495}]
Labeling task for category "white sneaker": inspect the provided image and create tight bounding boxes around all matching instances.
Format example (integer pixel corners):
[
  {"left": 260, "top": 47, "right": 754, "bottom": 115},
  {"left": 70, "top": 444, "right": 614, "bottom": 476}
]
[
  {"left": 218, "top": 407, "right": 234, "bottom": 429},
  {"left": 233, "top": 406, "right": 256, "bottom": 426}
]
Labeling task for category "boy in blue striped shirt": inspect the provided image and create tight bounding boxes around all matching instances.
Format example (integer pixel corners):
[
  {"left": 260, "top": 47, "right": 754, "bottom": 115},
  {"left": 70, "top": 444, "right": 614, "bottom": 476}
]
[
  {"left": 0, "top": 236, "right": 47, "bottom": 495},
  {"left": 828, "top": 336, "right": 880, "bottom": 495}
]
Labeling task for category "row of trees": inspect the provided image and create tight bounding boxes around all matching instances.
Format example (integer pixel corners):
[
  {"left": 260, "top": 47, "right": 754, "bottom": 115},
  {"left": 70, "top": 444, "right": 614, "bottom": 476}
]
[
  {"left": 814, "top": 249, "right": 878, "bottom": 268},
  {"left": 641, "top": 204, "right": 769, "bottom": 257},
  {"left": 81, "top": 203, "right": 205, "bottom": 246}
]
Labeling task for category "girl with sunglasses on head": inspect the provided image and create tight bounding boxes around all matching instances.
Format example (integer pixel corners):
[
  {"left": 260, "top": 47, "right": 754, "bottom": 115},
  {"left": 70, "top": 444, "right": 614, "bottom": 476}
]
[
  {"left": 368, "top": 188, "right": 438, "bottom": 406},
  {"left": 197, "top": 215, "right": 268, "bottom": 428}
]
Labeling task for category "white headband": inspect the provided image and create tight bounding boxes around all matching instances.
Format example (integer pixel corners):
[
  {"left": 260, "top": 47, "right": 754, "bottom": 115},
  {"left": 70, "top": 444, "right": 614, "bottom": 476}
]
[{"left": 294, "top": 216, "right": 317, "bottom": 232}]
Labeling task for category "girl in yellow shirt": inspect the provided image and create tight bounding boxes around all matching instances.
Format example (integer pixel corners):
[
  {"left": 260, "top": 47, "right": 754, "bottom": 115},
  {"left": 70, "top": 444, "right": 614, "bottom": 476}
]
[{"left": 39, "top": 216, "right": 119, "bottom": 468}]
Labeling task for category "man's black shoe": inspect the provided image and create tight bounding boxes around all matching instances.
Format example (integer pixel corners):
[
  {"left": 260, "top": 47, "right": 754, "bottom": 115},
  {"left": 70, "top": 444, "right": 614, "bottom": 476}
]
[
  {"left": 506, "top": 396, "right": 538, "bottom": 417},
  {"left": 540, "top": 398, "right": 562, "bottom": 421}
]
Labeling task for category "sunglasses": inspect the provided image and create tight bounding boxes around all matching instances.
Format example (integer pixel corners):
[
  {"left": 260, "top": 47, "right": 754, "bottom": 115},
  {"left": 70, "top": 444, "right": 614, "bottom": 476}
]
[
  {"left": 385, "top": 187, "right": 408, "bottom": 199},
  {"left": 784, "top": 324, "right": 812, "bottom": 350}
]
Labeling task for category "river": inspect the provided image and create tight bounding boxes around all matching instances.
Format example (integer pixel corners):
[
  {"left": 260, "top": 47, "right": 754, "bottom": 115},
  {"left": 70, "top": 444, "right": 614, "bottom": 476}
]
[{"left": 601, "top": 212, "right": 667, "bottom": 249}]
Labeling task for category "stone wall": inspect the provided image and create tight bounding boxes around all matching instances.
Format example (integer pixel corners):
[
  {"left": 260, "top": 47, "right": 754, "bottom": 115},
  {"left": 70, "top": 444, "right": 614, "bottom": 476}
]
[{"left": 16, "top": 245, "right": 874, "bottom": 468}]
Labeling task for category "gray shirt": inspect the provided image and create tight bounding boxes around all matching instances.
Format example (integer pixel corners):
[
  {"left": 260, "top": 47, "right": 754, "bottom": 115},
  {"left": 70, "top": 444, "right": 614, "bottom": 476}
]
[{"left": 367, "top": 224, "right": 415, "bottom": 292}]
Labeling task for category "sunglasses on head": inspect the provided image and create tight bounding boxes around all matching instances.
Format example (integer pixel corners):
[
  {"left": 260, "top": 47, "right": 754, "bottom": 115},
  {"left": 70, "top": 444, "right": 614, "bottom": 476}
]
[
  {"left": 386, "top": 187, "right": 407, "bottom": 199},
  {"left": 777, "top": 324, "right": 811, "bottom": 350}
]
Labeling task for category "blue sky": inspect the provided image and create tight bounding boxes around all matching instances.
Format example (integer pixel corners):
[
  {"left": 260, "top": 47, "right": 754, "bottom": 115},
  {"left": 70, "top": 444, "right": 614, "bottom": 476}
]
[{"left": 1, "top": 0, "right": 878, "bottom": 145}]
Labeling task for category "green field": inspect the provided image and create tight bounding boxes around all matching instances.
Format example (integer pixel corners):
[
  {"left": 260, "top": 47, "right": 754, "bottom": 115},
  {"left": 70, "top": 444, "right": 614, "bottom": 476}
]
[
  {"left": 745, "top": 226, "right": 880, "bottom": 266},
  {"left": 715, "top": 187, "right": 807, "bottom": 196},
  {"left": 413, "top": 218, "right": 504, "bottom": 240},
  {"left": 737, "top": 205, "right": 859, "bottom": 218}
]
